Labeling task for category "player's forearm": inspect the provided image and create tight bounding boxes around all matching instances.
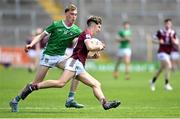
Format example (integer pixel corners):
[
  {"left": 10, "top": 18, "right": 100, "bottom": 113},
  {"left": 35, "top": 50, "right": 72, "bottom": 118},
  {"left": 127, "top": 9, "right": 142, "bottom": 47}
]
[
  {"left": 152, "top": 39, "right": 162, "bottom": 44},
  {"left": 30, "top": 33, "right": 46, "bottom": 47},
  {"left": 172, "top": 38, "right": 179, "bottom": 45},
  {"left": 121, "top": 38, "right": 130, "bottom": 41},
  {"left": 30, "top": 35, "right": 42, "bottom": 46}
]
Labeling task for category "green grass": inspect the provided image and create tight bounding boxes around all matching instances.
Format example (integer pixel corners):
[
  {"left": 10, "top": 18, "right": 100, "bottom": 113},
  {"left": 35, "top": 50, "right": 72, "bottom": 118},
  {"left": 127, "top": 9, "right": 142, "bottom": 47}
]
[{"left": 0, "top": 67, "right": 180, "bottom": 118}]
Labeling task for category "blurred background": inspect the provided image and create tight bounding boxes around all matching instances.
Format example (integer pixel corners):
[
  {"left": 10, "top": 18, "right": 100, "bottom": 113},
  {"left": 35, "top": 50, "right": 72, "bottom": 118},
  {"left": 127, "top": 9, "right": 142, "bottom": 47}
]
[{"left": 0, "top": 0, "right": 180, "bottom": 69}]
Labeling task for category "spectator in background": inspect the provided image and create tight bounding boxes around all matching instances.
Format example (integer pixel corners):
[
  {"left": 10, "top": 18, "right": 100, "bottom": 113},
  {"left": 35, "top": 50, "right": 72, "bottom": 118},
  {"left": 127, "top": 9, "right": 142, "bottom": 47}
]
[
  {"left": 113, "top": 21, "right": 132, "bottom": 80},
  {"left": 150, "top": 18, "right": 177, "bottom": 91}
]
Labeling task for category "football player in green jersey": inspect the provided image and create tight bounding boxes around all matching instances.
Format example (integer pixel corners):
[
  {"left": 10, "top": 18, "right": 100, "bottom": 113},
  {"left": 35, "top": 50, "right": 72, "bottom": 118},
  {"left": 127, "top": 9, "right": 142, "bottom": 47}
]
[
  {"left": 113, "top": 21, "right": 132, "bottom": 80},
  {"left": 9, "top": 4, "right": 84, "bottom": 112}
]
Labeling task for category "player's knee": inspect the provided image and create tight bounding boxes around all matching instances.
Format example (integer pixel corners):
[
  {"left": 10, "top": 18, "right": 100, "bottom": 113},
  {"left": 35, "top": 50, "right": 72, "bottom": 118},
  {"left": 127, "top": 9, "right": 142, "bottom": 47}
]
[
  {"left": 56, "top": 81, "right": 66, "bottom": 88},
  {"left": 166, "top": 62, "right": 172, "bottom": 70},
  {"left": 94, "top": 80, "right": 101, "bottom": 88},
  {"left": 168, "top": 64, "right": 172, "bottom": 70}
]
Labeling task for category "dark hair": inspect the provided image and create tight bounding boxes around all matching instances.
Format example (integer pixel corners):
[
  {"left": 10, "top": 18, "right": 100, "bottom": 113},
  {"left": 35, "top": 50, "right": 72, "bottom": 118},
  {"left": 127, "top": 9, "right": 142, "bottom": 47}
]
[
  {"left": 65, "top": 4, "right": 77, "bottom": 13},
  {"left": 123, "top": 21, "right": 129, "bottom": 25},
  {"left": 87, "top": 16, "right": 102, "bottom": 26},
  {"left": 164, "top": 18, "right": 172, "bottom": 23}
]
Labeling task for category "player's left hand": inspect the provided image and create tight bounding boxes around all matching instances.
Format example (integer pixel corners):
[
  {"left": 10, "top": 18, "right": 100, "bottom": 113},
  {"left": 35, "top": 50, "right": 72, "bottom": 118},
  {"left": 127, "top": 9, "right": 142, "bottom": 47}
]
[
  {"left": 24, "top": 44, "right": 32, "bottom": 52},
  {"left": 92, "top": 52, "right": 100, "bottom": 59}
]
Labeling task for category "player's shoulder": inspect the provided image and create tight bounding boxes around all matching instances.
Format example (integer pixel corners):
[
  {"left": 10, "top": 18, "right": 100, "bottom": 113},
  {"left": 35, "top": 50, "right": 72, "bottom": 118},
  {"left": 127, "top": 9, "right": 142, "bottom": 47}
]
[
  {"left": 72, "top": 24, "right": 82, "bottom": 32},
  {"left": 50, "top": 20, "right": 62, "bottom": 27},
  {"left": 118, "top": 29, "right": 124, "bottom": 33},
  {"left": 157, "top": 29, "right": 163, "bottom": 34}
]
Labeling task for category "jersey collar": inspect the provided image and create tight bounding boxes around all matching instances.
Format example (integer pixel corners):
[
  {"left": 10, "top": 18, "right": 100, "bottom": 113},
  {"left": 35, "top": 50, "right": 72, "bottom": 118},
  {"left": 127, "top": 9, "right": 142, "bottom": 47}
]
[{"left": 62, "top": 20, "right": 74, "bottom": 29}]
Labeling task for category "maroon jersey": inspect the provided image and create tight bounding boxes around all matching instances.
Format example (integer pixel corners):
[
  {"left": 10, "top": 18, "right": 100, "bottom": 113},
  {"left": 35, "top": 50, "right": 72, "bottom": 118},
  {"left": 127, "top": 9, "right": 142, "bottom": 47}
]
[
  {"left": 40, "top": 36, "right": 48, "bottom": 49},
  {"left": 155, "top": 29, "right": 176, "bottom": 54},
  {"left": 71, "top": 29, "right": 92, "bottom": 65}
]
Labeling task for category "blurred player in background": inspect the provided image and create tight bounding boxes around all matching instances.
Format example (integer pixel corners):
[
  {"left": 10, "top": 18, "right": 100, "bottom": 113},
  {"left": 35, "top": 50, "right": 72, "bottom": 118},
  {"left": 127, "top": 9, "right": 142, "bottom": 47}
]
[
  {"left": 113, "top": 21, "right": 132, "bottom": 80},
  {"left": 9, "top": 4, "right": 84, "bottom": 112},
  {"left": 18, "top": 16, "right": 121, "bottom": 110},
  {"left": 150, "top": 18, "right": 178, "bottom": 91},
  {"left": 35, "top": 27, "right": 48, "bottom": 59},
  {"left": 26, "top": 30, "right": 39, "bottom": 73},
  {"left": 26, "top": 28, "right": 47, "bottom": 73}
]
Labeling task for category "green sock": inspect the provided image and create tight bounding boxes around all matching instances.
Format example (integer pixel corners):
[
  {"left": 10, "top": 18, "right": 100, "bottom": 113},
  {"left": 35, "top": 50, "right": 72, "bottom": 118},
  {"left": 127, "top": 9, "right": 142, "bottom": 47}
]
[
  {"left": 14, "top": 96, "right": 21, "bottom": 102},
  {"left": 67, "top": 92, "right": 75, "bottom": 102}
]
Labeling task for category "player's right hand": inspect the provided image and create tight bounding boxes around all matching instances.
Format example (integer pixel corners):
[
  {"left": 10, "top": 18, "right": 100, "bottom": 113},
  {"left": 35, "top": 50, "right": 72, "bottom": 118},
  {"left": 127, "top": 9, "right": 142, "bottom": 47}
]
[
  {"left": 100, "top": 43, "right": 105, "bottom": 50},
  {"left": 24, "top": 44, "right": 31, "bottom": 52},
  {"left": 159, "top": 39, "right": 164, "bottom": 44}
]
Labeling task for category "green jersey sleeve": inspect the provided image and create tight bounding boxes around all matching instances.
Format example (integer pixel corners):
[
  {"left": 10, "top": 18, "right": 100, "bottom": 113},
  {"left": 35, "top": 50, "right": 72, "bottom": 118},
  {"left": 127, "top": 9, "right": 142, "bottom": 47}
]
[{"left": 118, "top": 30, "right": 124, "bottom": 38}]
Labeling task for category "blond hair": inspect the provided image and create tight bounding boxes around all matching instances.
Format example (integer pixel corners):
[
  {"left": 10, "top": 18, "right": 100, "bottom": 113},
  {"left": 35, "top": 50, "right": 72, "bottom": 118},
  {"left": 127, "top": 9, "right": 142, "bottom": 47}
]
[{"left": 65, "top": 4, "right": 77, "bottom": 13}]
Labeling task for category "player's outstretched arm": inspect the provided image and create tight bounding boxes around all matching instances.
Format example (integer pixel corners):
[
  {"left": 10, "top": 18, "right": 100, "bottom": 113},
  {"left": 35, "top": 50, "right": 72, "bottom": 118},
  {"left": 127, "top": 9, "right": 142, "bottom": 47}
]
[
  {"left": 25, "top": 31, "right": 47, "bottom": 52},
  {"left": 152, "top": 38, "right": 164, "bottom": 44},
  {"left": 115, "top": 35, "right": 121, "bottom": 42},
  {"left": 171, "top": 37, "right": 179, "bottom": 45}
]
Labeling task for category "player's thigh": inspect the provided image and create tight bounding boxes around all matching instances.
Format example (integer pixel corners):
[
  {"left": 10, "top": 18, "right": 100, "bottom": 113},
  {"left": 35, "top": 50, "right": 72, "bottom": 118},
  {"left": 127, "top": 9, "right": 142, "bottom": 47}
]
[
  {"left": 124, "top": 55, "right": 131, "bottom": 64},
  {"left": 78, "top": 72, "right": 100, "bottom": 87},
  {"left": 160, "top": 59, "right": 172, "bottom": 69},
  {"left": 56, "top": 59, "right": 67, "bottom": 69},
  {"left": 32, "top": 65, "right": 50, "bottom": 84},
  {"left": 158, "top": 53, "right": 171, "bottom": 69}
]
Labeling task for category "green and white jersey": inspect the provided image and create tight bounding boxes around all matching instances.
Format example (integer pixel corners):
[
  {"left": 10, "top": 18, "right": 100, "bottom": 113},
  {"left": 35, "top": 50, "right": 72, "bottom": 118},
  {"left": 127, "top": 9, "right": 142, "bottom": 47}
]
[
  {"left": 43, "top": 20, "right": 82, "bottom": 56},
  {"left": 118, "top": 29, "right": 132, "bottom": 49}
]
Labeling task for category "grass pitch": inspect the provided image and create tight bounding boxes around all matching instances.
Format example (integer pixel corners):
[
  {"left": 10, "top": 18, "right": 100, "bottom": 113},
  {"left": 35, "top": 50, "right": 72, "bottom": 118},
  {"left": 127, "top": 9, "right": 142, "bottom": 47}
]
[{"left": 0, "top": 66, "right": 180, "bottom": 118}]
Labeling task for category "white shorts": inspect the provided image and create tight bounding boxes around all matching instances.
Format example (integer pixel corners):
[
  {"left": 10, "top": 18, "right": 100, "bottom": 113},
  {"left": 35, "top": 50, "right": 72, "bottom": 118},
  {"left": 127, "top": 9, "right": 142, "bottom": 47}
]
[
  {"left": 170, "top": 51, "right": 180, "bottom": 60},
  {"left": 40, "top": 53, "right": 67, "bottom": 68},
  {"left": 157, "top": 52, "right": 171, "bottom": 61},
  {"left": 117, "top": 48, "right": 132, "bottom": 57},
  {"left": 27, "top": 49, "right": 38, "bottom": 58},
  {"left": 65, "top": 58, "right": 86, "bottom": 76}
]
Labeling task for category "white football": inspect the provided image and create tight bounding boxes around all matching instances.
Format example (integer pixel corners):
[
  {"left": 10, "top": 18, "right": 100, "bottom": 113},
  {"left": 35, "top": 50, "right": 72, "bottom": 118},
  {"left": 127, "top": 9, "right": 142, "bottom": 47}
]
[
  {"left": 88, "top": 38, "right": 102, "bottom": 57},
  {"left": 90, "top": 38, "right": 102, "bottom": 45}
]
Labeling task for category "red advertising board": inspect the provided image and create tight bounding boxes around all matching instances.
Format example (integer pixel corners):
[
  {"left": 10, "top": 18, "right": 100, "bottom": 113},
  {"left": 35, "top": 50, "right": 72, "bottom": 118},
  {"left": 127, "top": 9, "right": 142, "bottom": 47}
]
[{"left": 0, "top": 47, "right": 30, "bottom": 66}]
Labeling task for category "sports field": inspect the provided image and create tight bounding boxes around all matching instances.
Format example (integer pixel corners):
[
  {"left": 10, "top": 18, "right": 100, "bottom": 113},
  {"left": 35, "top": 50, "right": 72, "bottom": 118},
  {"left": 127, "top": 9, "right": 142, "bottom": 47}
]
[{"left": 0, "top": 66, "right": 180, "bottom": 118}]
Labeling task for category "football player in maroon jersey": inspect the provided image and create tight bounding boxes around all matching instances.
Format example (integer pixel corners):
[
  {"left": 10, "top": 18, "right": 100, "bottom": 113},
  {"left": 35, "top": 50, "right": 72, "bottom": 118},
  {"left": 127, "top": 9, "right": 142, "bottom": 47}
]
[{"left": 150, "top": 18, "right": 177, "bottom": 91}]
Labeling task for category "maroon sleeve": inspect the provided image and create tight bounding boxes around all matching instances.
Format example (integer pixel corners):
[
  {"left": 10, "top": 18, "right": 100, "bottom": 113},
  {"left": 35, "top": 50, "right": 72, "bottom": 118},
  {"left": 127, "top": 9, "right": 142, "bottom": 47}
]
[{"left": 156, "top": 30, "right": 162, "bottom": 40}]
